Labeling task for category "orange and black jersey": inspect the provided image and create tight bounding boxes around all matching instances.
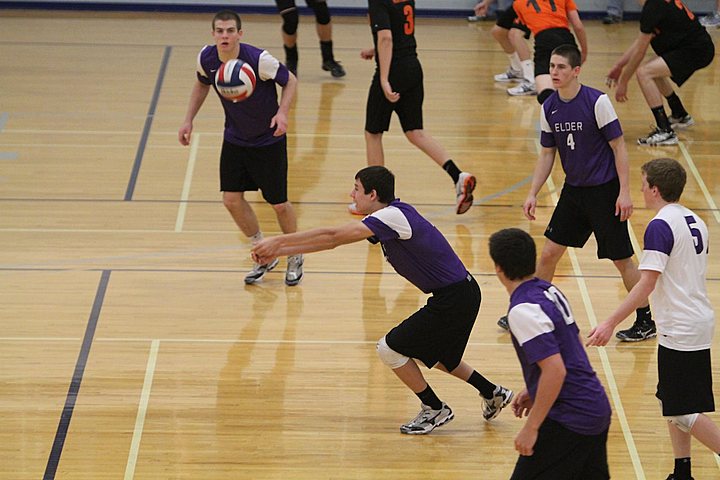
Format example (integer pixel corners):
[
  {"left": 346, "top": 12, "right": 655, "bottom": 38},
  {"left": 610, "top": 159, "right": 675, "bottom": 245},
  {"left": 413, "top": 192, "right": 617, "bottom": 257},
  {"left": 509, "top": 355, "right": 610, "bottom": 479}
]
[
  {"left": 640, "top": 0, "right": 710, "bottom": 54},
  {"left": 369, "top": 0, "right": 417, "bottom": 60},
  {"left": 512, "top": 0, "right": 577, "bottom": 36}
]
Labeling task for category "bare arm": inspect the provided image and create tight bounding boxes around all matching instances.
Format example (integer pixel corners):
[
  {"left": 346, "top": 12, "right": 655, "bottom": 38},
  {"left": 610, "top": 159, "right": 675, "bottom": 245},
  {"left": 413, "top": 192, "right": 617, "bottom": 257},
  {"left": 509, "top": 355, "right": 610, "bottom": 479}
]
[
  {"left": 514, "top": 353, "right": 566, "bottom": 456},
  {"left": 178, "top": 80, "right": 211, "bottom": 145},
  {"left": 567, "top": 10, "right": 588, "bottom": 64},
  {"left": 609, "top": 135, "right": 632, "bottom": 221},
  {"left": 474, "top": 0, "right": 496, "bottom": 17},
  {"left": 612, "top": 33, "right": 652, "bottom": 102},
  {"left": 271, "top": 71, "right": 298, "bottom": 136},
  {"left": 252, "top": 221, "right": 375, "bottom": 264},
  {"left": 523, "top": 146, "right": 557, "bottom": 221},
  {"left": 376, "top": 29, "right": 399, "bottom": 103}
]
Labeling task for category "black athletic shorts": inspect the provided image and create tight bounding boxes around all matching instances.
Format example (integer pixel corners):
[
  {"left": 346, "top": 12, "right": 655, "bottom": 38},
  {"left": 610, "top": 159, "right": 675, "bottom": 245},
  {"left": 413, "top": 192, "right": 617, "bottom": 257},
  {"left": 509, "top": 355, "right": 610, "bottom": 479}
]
[
  {"left": 496, "top": 7, "right": 531, "bottom": 39},
  {"left": 510, "top": 418, "right": 609, "bottom": 480},
  {"left": 545, "top": 178, "right": 634, "bottom": 261},
  {"left": 384, "top": 273, "right": 480, "bottom": 372},
  {"left": 219, "top": 137, "right": 288, "bottom": 205},
  {"left": 365, "top": 56, "right": 424, "bottom": 134},
  {"left": 533, "top": 28, "right": 577, "bottom": 76},
  {"left": 661, "top": 36, "right": 715, "bottom": 87},
  {"left": 656, "top": 345, "right": 715, "bottom": 416}
]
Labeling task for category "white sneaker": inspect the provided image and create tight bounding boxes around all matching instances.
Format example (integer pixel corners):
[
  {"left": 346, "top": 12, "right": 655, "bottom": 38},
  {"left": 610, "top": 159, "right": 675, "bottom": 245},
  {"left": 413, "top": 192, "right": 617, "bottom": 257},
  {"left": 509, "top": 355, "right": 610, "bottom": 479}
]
[
  {"left": 507, "top": 82, "right": 537, "bottom": 96},
  {"left": 244, "top": 258, "right": 279, "bottom": 284},
  {"left": 637, "top": 128, "right": 678, "bottom": 146},
  {"left": 482, "top": 385, "right": 514, "bottom": 421},
  {"left": 668, "top": 114, "right": 694, "bottom": 129},
  {"left": 285, "top": 254, "right": 304, "bottom": 286},
  {"left": 455, "top": 172, "right": 476, "bottom": 215},
  {"left": 400, "top": 403, "right": 454, "bottom": 434},
  {"left": 700, "top": 11, "right": 720, "bottom": 27},
  {"left": 494, "top": 68, "right": 523, "bottom": 82}
]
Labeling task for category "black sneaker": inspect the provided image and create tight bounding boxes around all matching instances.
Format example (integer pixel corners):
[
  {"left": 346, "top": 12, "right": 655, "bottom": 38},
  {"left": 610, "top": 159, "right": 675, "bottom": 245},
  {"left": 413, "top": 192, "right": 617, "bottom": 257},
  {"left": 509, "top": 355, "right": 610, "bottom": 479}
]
[
  {"left": 497, "top": 315, "right": 509, "bottom": 331},
  {"left": 665, "top": 475, "right": 694, "bottom": 480},
  {"left": 602, "top": 14, "right": 622, "bottom": 24},
  {"left": 616, "top": 320, "right": 657, "bottom": 342},
  {"left": 322, "top": 60, "right": 346, "bottom": 78}
]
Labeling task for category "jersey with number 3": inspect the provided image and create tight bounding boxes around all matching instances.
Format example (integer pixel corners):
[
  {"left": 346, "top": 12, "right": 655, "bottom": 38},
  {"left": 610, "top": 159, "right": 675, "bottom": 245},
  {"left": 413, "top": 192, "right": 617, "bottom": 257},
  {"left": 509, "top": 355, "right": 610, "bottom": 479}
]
[
  {"left": 540, "top": 85, "right": 623, "bottom": 187},
  {"left": 640, "top": 204, "right": 714, "bottom": 351},
  {"left": 368, "top": 0, "right": 417, "bottom": 60},
  {"left": 640, "top": 0, "right": 706, "bottom": 55}
]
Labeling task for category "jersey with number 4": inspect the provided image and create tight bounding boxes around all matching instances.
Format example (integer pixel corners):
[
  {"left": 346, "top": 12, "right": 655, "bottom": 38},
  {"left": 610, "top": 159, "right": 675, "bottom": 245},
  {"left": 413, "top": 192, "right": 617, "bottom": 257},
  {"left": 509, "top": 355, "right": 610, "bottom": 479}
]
[
  {"left": 540, "top": 85, "right": 623, "bottom": 187},
  {"left": 640, "top": 204, "right": 714, "bottom": 351},
  {"left": 369, "top": 0, "right": 417, "bottom": 60}
]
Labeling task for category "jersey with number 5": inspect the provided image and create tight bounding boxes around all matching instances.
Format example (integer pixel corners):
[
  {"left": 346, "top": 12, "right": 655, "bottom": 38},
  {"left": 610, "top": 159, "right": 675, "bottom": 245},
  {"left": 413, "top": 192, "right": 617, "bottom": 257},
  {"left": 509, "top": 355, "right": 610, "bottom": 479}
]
[{"left": 368, "top": 0, "right": 417, "bottom": 60}]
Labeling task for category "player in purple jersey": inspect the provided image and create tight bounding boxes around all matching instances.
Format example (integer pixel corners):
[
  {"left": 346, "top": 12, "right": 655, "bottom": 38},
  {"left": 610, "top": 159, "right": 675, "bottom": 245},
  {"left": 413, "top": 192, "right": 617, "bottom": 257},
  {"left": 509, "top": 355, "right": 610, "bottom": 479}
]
[
  {"left": 606, "top": 0, "right": 714, "bottom": 146},
  {"left": 178, "top": 10, "right": 303, "bottom": 287},
  {"left": 274, "top": 0, "right": 345, "bottom": 78},
  {"left": 490, "top": 227, "right": 611, "bottom": 479},
  {"left": 348, "top": 0, "right": 477, "bottom": 216},
  {"left": 252, "top": 166, "right": 513, "bottom": 434},
  {"left": 588, "top": 158, "right": 720, "bottom": 480},
  {"left": 497, "top": 44, "right": 656, "bottom": 342}
]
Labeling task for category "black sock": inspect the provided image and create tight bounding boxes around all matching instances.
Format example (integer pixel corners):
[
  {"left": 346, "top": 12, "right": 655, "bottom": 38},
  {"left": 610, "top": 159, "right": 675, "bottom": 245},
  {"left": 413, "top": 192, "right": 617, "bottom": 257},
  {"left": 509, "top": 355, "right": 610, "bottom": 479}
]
[
  {"left": 320, "top": 40, "right": 334, "bottom": 63},
  {"left": 665, "top": 92, "right": 688, "bottom": 119},
  {"left": 416, "top": 385, "right": 443, "bottom": 410},
  {"left": 467, "top": 371, "right": 496, "bottom": 399},
  {"left": 674, "top": 457, "right": 691, "bottom": 480},
  {"left": 651, "top": 105, "right": 672, "bottom": 132},
  {"left": 442, "top": 160, "right": 461, "bottom": 184},
  {"left": 284, "top": 45, "right": 298, "bottom": 71},
  {"left": 635, "top": 306, "right": 652, "bottom": 324}
]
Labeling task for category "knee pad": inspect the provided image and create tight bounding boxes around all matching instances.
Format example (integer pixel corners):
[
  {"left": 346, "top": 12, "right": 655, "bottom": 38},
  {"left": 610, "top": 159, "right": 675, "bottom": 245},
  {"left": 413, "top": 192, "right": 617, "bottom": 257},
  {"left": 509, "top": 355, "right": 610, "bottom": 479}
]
[
  {"left": 666, "top": 413, "right": 699, "bottom": 433},
  {"left": 537, "top": 89, "right": 554, "bottom": 105},
  {"left": 376, "top": 336, "right": 409, "bottom": 369},
  {"left": 307, "top": 0, "right": 331, "bottom": 25},
  {"left": 281, "top": 8, "right": 299, "bottom": 35}
]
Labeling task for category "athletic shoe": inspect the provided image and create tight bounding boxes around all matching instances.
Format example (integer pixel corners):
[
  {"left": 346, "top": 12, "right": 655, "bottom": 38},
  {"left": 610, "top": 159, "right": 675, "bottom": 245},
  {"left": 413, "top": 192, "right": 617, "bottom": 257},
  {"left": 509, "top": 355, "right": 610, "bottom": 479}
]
[
  {"left": 285, "top": 254, "right": 304, "bottom": 286},
  {"left": 494, "top": 68, "right": 523, "bottom": 82},
  {"left": 483, "top": 385, "right": 514, "bottom": 421},
  {"left": 602, "top": 14, "right": 622, "bottom": 24},
  {"left": 616, "top": 319, "right": 657, "bottom": 342},
  {"left": 400, "top": 403, "right": 454, "bottom": 435},
  {"left": 322, "top": 60, "right": 346, "bottom": 78},
  {"left": 507, "top": 81, "right": 537, "bottom": 96},
  {"left": 665, "top": 475, "right": 695, "bottom": 480},
  {"left": 637, "top": 128, "right": 678, "bottom": 146},
  {"left": 669, "top": 114, "right": 695, "bottom": 129},
  {"left": 347, "top": 202, "right": 363, "bottom": 215},
  {"left": 467, "top": 14, "right": 495, "bottom": 21},
  {"left": 700, "top": 11, "right": 720, "bottom": 27},
  {"left": 244, "top": 258, "right": 279, "bottom": 284},
  {"left": 497, "top": 315, "right": 509, "bottom": 331},
  {"left": 455, "top": 172, "right": 476, "bottom": 215}
]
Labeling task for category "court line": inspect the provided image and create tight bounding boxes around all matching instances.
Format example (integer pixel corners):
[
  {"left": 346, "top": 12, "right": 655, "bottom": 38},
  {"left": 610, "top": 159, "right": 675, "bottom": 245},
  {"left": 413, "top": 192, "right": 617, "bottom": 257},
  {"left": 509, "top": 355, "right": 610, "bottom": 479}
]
[
  {"left": 545, "top": 160, "right": 645, "bottom": 479},
  {"left": 0, "top": 112, "right": 18, "bottom": 160},
  {"left": 175, "top": 133, "right": 200, "bottom": 232},
  {"left": 124, "top": 46, "right": 172, "bottom": 201},
  {"left": 124, "top": 339, "right": 160, "bottom": 480},
  {"left": 679, "top": 142, "right": 720, "bottom": 225},
  {"left": 43, "top": 270, "right": 111, "bottom": 480}
]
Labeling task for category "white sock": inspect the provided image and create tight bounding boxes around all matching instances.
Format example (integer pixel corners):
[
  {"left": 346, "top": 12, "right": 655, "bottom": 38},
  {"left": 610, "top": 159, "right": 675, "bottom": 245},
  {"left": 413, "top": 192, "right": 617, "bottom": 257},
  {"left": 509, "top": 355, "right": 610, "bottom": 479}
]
[
  {"left": 521, "top": 60, "right": 534, "bottom": 83},
  {"left": 249, "top": 231, "right": 263, "bottom": 246},
  {"left": 509, "top": 52, "right": 522, "bottom": 72}
]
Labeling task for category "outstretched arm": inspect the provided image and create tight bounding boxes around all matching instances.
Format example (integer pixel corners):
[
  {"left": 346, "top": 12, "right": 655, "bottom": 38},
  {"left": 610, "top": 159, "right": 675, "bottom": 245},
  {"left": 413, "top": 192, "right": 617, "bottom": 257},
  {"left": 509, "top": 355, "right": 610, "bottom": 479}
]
[{"left": 611, "top": 33, "right": 652, "bottom": 102}]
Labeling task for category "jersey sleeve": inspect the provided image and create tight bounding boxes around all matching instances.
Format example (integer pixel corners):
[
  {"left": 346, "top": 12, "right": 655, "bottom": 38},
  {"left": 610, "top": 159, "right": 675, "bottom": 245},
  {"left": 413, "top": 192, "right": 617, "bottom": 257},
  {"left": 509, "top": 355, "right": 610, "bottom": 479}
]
[
  {"left": 639, "top": 218, "right": 673, "bottom": 273},
  {"left": 258, "top": 50, "right": 290, "bottom": 86},
  {"left": 508, "top": 302, "right": 560, "bottom": 365},
  {"left": 362, "top": 206, "right": 412, "bottom": 242},
  {"left": 539, "top": 105, "right": 556, "bottom": 148},
  {"left": 594, "top": 94, "right": 623, "bottom": 141},
  {"left": 195, "top": 46, "right": 213, "bottom": 85},
  {"left": 369, "top": 0, "right": 391, "bottom": 32},
  {"left": 640, "top": 0, "right": 662, "bottom": 34},
  {"left": 566, "top": 0, "right": 578, "bottom": 12}
]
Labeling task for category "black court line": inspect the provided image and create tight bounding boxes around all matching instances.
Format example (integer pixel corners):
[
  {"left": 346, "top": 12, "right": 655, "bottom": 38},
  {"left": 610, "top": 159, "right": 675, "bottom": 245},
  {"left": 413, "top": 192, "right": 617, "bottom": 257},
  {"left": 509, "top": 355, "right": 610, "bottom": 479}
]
[
  {"left": 43, "top": 270, "right": 111, "bottom": 480},
  {"left": 124, "top": 46, "right": 172, "bottom": 201}
]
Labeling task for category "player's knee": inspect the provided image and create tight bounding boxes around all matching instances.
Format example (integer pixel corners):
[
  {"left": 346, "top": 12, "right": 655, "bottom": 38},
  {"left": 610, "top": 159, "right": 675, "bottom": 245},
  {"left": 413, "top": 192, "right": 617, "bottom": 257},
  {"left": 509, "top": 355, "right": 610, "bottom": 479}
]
[
  {"left": 281, "top": 8, "right": 299, "bottom": 35},
  {"left": 537, "top": 89, "right": 554, "bottom": 105},
  {"left": 307, "top": 0, "right": 331, "bottom": 25},
  {"left": 666, "top": 413, "right": 699, "bottom": 433},
  {"left": 376, "top": 336, "right": 409, "bottom": 369},
  {"left": 491, "top": 25, "right": 507, "bottom": 41}
]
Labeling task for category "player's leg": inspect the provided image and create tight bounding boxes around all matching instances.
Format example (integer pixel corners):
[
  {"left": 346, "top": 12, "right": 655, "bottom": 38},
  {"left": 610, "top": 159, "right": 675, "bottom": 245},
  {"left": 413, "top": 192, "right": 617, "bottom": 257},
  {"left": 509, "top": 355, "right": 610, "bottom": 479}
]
[
  {"left": 306, "top": 0, "right": 346, "bottom": 77},
  {"left": 635, "top": 56, "right": 678, "bottom": 145},
  {"left": 510, "top": 26, "right": 534, "bottom": 84},
  {"left": 491, "top": 9, "right": 522, "bottom": 82},
  {"left": 276, "top": 0, "right": 299, "bottom": 74},
  {"left": 219, "top": 141, "right": 263, "bottom": 237},
  {"left": 667, "top": 422, "right": 694, "bottom": 480},
  {"left": 436, "top": 361, "right": 514, "bottom": 420}
]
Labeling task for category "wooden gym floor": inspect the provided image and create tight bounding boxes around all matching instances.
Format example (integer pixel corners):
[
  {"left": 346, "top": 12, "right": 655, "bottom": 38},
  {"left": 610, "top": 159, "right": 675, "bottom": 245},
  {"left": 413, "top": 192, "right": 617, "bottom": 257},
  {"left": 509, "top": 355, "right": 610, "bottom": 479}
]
[{"left": 0, "top": 9, "right": 719, "bottom": 480}]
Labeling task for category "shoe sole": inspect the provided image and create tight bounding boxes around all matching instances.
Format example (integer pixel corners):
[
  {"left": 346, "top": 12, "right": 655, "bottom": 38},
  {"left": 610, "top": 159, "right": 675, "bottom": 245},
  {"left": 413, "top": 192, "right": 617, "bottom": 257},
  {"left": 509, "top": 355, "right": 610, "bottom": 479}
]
[
  {"left": 494, "top": 77, "right": 522, "bottom": 83},
  {"left": 616, "top": 332, "right": 657, "bottom": 342},
  {"left": 637, "top": 139, "right": 679, "bottom": 146},
  {"left": 670, "top": 119, "right": 695, "bottom": 129},
  {"left": 456, "top": 175, "right": 476, "bottom": 214},
  {"left": 507, "top": 89, "right": 538, "bottom": 96},
  {"left": 484, "top": 390, "right": 514, "bottom": 421},
  {"left": 400, "top": 412, "right": 455, "bottom": 435},
  {"left": 322, "top": 65, "right": 346, "bottom": 78},
  {"left": 285, "top": 271, "right": 303, "bottom": 287},
  {"left": 244, "top": 258, "right": 279, "bottom": 284}
]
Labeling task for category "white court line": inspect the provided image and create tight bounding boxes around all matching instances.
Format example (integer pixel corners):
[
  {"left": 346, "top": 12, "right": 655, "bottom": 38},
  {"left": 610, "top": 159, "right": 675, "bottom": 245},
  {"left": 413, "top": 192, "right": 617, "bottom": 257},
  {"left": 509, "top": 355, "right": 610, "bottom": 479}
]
[
  {"left": 175, "top": 133, "right": 200, "bottom": 232},
  {"left": 544, "top": 152, "right": 645, "bottom": 479},
  {"left": 679, "top": 142, "right": 720, "bottom": 225},
  {"left": 124, "top": 339, "right": 160, "bottom": 480}
]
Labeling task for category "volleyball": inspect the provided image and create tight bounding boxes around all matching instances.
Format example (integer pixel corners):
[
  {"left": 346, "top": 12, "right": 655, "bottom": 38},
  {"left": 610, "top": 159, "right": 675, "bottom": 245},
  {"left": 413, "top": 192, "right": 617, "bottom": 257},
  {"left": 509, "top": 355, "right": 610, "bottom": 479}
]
[{"left": 215, "top": 59, "right": 257, "bottom": 102}]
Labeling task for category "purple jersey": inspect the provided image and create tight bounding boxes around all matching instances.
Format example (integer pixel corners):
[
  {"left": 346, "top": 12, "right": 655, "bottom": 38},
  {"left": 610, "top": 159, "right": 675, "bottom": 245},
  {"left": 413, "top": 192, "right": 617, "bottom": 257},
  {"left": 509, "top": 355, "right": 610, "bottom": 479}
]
[
  {"left": 196, "top": 43, "right": 291, "bottom": 147},
  {"left": 361, "top": 200, "right": 467, "bottom": 293},
  {"left": 540, "top": 85, "right": 623, "bottom": 187},
  {"left": 508, "top": 278, "right": 611, "bottom": 435}
]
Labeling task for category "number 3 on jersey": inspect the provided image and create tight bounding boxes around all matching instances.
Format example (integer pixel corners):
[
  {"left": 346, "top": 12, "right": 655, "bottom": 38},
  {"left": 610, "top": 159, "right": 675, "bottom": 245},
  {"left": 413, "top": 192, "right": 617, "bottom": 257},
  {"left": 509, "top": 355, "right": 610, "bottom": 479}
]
[
  {"left": 566, "top": 133, "right": 576, "bottom": 150},
  {"left": 403, "top": 5, "right": 414, "bottom": 35}
]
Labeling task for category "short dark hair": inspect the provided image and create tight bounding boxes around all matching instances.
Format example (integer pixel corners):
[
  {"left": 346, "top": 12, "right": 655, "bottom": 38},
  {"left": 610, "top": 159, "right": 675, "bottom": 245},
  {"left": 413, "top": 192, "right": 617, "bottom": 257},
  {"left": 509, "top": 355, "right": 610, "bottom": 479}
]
[
  {"left": 551, "top": 44, "right": 582, "bottom": 68},
  {"left": 488, "top": 228, "right": 536, "bottom": 280},
  {"left": 355, "top": 166, "right": 395, "bottom": 204},
  {"left": 641, "top": 158, "right": 686, "bottom": 203},
  {"left": 213, "top": 10, "right": 241, "bottom": 30}
]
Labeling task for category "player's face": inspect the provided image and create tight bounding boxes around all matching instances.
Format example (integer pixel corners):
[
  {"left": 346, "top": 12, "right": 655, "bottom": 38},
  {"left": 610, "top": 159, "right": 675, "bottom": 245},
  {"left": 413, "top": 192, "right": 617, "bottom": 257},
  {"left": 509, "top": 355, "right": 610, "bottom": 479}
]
[
  {"left": 641, "top": 173, "right": 655, "bottom": 208},
  {"left": 549, "top": 55, "right": 580, "bottom": 89},
  {"left": 350, "top": 179, "right": 373, "bottom": 214},
  {"left": 212, "top": 19, "right": 242, "bottom": 53}
]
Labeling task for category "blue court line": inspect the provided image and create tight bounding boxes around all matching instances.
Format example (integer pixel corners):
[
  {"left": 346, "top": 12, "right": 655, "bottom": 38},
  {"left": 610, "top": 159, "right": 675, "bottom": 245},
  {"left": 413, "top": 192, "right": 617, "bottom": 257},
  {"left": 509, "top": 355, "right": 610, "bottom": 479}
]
[
  {"left": 43, "top": 270, "right": 111, "bottom": 480},
  {"left": 124, "top": 46, "right": 172, "bottom": 201}
]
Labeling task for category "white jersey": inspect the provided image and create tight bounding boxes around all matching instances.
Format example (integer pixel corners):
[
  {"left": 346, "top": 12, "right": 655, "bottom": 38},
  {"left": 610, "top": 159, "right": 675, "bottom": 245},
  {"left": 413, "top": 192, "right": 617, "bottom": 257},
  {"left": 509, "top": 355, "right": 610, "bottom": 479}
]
[{"left": 640, "top": 203, "right": 714, "bottom": 351}]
